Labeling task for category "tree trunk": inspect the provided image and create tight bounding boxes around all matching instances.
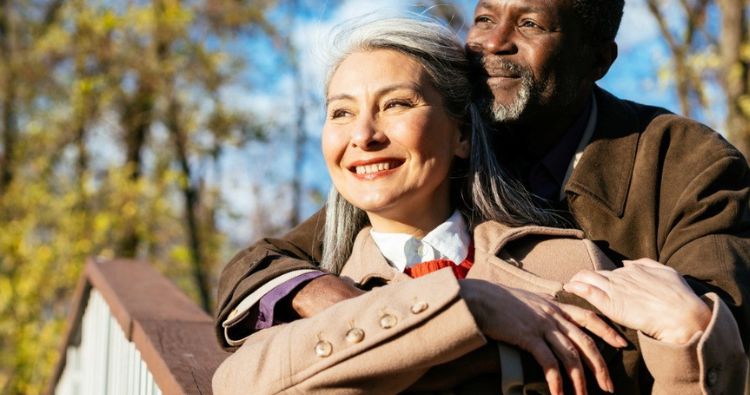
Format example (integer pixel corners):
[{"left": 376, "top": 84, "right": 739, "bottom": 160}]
[
  {"left": 0, "top": 0, "right": 17, "bottom": 197},
  {"left": 286, "top": 0, "right": 305, "bottom": 228},
  {"left": 115, "top": 82, "right": 153, "bottom": 257},
  {"left": 717, "top": 0, "right": 750, "bottom": 161},
  {"left": 647, "top": 0, "right": 708, "bottom": 117},
  {"left": 151, "top": 0, "right": 212, "bottom": 311},
  {"left": 167, "top": 98, "right": 213, "bottom": 312}
]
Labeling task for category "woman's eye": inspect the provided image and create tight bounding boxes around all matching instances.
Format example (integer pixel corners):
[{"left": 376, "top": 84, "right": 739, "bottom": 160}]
[
  {"left": 330, "top": 109, "right": 350, "bottom": 119},
  {"left": 384, "top": 99, "right": 413, "bottom": 110}
]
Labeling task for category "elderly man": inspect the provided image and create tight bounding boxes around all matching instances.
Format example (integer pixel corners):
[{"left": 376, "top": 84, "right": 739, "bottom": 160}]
[{"left": 216, "top": 0, "right": 750, "bottom": 393}]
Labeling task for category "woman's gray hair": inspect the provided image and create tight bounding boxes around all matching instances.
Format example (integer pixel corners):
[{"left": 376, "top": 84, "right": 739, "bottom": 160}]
[{"left": 321, "top": 16, "right": 560, "bottom": 273}]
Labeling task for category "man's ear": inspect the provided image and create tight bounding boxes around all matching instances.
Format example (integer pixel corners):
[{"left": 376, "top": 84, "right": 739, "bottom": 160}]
[{"left": 593, "top": 41, "right": 618, "bottom": 81}]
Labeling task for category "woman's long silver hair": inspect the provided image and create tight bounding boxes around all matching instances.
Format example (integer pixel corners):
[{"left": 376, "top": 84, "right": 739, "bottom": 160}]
[{"left": 321, "top": 16, "right": 560, "bottom": 274}]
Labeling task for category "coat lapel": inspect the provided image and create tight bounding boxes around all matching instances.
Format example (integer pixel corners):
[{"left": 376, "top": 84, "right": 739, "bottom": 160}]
[
  {"left": 564, "top": 87, "right": 647, "bottom": 218},
  {"left": 469, "top": 221, "right": 616, "bottom": 295},
  {"left": 339, "top": 227, "right": 410, "bottom": 287}
]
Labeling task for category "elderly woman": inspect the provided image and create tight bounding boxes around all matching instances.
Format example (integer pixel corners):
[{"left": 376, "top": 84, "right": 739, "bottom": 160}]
[{"left": 213, "top": 17, "right": 746, "bottom": 395}]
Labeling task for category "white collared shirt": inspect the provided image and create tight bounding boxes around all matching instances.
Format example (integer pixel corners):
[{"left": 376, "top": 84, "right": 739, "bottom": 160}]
[{"left": 370, "top": 210, "right": 471, "bottom": 272}]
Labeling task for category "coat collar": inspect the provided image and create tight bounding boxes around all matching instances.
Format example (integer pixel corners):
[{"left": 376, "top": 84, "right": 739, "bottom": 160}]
[
  {"left": 339, "top": 222, "right": 605, "bottom": 289},
  {"left": 563, "top": 87, "right": 643, "bottom": 218},
  {"left": 472, "top": 220, "right": 585, "bottom": 261},
  {"left": 339, "top": 227, "right": 410, "bottom": 288}
]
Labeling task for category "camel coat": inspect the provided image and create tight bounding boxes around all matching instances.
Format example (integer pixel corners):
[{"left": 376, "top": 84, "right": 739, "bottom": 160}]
[{"left": 213, "top": 222, "right": 746, "bottom": 394}]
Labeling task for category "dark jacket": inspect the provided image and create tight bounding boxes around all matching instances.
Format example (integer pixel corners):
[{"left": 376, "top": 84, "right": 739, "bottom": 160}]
[{"left": 215, "top": 87, "right": 750, "bottom": 391}]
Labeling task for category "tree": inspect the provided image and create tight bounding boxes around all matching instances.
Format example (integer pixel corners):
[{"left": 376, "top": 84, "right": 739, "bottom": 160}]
[
  {"left": 716, "top": 0, "right": 749, "bottom": 158},
  {"left": 0, "top": 0, "right": 276, "bottom": 393},
  {"left": 646, "top": 0, "right": 750, "bottom": 160}
]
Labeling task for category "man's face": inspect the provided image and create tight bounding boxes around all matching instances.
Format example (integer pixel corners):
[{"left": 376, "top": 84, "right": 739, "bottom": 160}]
[{"left": 466, "top": 0, "right": 593, "bottom": 124}]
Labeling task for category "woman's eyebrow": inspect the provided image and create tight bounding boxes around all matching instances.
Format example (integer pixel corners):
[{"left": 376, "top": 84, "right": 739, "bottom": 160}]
[
  {"left": 326, "top": 83, "right": 422, "bottom": 106},
  {"left": 376, "top": 83, "right": 422, "bottom": 96},
  {"left": 326, "top": 93, "right": 354, "bottom": 106}
]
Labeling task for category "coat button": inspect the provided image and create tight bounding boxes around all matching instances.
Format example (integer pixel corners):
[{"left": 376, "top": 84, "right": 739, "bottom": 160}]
[
  {"left": 410, "top": 301, "right": 428, "bottom": 314},
  {"left": 345, "top": 328, "right": 365, "bottom": 343},
  {"left": 379, "top": 314, "right": 398, "bottom": 329},
  {"left": 314, "top": 340, "right": 332, "bottom": 357},
  {"left": 706, "top": 367, "right": 718, "bottom": 387}
]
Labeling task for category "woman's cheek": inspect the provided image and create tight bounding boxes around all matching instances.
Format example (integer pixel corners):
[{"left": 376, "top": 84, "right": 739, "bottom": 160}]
[{"left": 321, "top": 128, "right": 345, "bottom": 166}]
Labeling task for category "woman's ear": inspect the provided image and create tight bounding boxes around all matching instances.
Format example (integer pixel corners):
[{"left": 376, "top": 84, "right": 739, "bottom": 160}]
[{"left": 454, "top": 129, "right": 471, "bottom": 159}]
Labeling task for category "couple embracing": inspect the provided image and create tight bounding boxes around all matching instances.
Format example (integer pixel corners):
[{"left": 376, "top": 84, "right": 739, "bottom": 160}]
[{"left": 214, "top": 1, "right": 750, "bottom": 394}]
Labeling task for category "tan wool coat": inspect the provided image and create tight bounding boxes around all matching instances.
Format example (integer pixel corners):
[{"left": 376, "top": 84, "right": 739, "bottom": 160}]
[{"left": 213, "top": 222, "right": 746, "bottom": 395}]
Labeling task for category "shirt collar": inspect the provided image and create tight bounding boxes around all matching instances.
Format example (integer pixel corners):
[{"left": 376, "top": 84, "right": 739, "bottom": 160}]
[
  {"left": 369, "top": 210, "right": 470, "bottom": 272},
  {"left": 527, "top": 94, "right": 597, "bottom": 201},
  {"left": 540, "top": 96, "right": 593, "bottom": 186}
]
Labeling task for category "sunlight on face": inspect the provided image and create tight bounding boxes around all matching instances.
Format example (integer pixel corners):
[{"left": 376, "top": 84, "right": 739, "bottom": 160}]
[
  {"left": 322, "top": 49, "right": 469, "bottom": 234},
  {"left": 466, "top": 0, "right": 592, "bottom": 122}
]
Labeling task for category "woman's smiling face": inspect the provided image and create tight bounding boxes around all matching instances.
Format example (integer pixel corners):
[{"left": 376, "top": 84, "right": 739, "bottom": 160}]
[{"left": 322, "top": 49, "right": 469, "bottom": 233}]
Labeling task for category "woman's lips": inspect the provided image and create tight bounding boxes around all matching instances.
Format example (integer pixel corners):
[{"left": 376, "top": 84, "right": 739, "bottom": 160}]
[{"left": 348, "top": 159, "right": 405, "bottom": 180}]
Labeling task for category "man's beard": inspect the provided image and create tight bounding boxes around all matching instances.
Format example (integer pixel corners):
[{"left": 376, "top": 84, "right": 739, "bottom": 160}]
[{"left": 479, "top": 57, "right": 536, "bottom": 123}]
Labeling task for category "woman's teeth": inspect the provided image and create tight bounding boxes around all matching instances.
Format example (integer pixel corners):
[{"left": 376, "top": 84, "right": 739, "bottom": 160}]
[{"left": 355, "top": 162, "right": 393, "bottom": 175}]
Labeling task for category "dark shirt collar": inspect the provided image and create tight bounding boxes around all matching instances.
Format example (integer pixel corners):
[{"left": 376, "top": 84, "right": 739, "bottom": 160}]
[{"left": 527, "top": 96, "right": 593, "bottom": 201}]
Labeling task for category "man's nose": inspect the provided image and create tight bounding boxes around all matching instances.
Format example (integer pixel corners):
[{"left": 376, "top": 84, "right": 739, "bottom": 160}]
[
  {"left": 350, "top": 117, "right": 387, "bottom": 149},
  {"left": 470, "top": 24, "right": 517, "bottom": 55}
]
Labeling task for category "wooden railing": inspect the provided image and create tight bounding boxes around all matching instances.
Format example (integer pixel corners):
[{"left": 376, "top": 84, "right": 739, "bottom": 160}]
[
  {"left": 47, "top": 258, "right": 750, "bottom": 394},
  {"left": 47, "top": 258, "right": 230, "bottom": 395}
]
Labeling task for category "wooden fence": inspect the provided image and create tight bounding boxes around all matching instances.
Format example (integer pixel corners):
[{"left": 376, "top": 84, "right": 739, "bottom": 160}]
[{"left": 47, "top": 258, "right": 230, "bottom": 395}]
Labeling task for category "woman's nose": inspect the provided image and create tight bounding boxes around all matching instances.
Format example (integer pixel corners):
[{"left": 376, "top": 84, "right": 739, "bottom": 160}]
[{"left": 350, "top": 118, "right": 387, "bottom": 149}]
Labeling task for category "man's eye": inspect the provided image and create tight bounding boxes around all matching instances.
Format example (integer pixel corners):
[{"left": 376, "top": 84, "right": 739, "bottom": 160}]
[
  {"left": 474, "top": 15, "right": 494, "bottom": 26},
  {"left": 519, "top": 20, "right": 543, "bottom": 30}
]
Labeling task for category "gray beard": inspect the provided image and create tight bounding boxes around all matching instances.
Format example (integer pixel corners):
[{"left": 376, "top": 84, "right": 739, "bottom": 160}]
[
  {"left": 488, "top": 72, "right": 580, "bottom": 124},
  {"left": 477, "top": 57, "right": 535, "bottom": 123},
  {"left": 489, "top": 76, "right": 532, "bottom": 122}
]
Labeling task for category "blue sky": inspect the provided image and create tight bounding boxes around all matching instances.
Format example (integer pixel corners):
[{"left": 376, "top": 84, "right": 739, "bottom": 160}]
[{"left": 218, "top": 0, "right": 719, "bottom": 243}]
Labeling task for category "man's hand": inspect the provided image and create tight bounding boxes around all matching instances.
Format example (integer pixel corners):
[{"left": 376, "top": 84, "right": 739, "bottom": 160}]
[
  {"left": 292, "top": 274, "right": 365, "bottom": 317},
  {"left": 460, "top": 279, "right": 626, "bottom": 395},
  {"left": 564, "top": 258, "right": 711, "bottom": 345}
]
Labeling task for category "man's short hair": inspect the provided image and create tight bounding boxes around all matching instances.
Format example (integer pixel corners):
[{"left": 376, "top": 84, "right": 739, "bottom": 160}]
[{"left": 573, "top": 0, "right": 625, "bottom": 43}]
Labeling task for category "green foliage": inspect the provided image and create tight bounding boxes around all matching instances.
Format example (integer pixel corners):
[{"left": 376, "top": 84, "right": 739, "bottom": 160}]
[{"left": 0, "top": 0, "right": 277, "bottom": 393}]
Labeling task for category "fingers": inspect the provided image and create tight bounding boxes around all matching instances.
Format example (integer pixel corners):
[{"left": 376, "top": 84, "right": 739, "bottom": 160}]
[
  {"left": 555, "top": 315, "right": 615, "bottom": 393},
  {"left": 544, "top": 329, "right": 588, "bottom": 395},
  {"left": 526, "top": 341, "right": 564, "bottom": 395},
  {"left": 623, "top": 258, "right": 663, "bottom": 269},
  {"left": 560, "top": 303, "right": 627, "bottom": 348},
  {"left": 569, "top": 269, "right": 611, "bottom": 290},
  {"left": 564, "top": 281, "right": 611, "bottom": 311}
]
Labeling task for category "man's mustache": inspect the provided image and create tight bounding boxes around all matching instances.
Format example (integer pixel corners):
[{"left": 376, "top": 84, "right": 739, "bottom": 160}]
[{"left": 475, "top": 56, "right": 532, "bottom": 80}]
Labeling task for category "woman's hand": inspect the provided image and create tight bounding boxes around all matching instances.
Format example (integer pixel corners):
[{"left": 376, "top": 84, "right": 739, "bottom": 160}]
[
  {"left": 564, "top": 258, "right": 711, "bottom": 345},
  {"left": 460, "top": 279, "right": 627, "bottom": 395}
]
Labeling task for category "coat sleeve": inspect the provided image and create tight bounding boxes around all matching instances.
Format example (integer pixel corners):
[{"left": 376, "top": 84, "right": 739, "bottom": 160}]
[
  {"left": 470, "top": 226, "right": 748, "bottom": 394},
  {"left": 653, "top": 129, "right": 750, "bottom": 351},
  {"left": 639, "top": 293, "right": 748, "bottom": 395},
  {"left": 215, "top": 208, "right": 327, "bottom": 350},
  {"left": 211, "top": 269, "right": 487, "bottom": 395}
]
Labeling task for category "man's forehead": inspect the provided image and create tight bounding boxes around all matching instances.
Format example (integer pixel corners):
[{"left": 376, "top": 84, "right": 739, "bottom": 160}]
[{"left": 474, "top": 0, "right": 567, "bottom": 12}]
